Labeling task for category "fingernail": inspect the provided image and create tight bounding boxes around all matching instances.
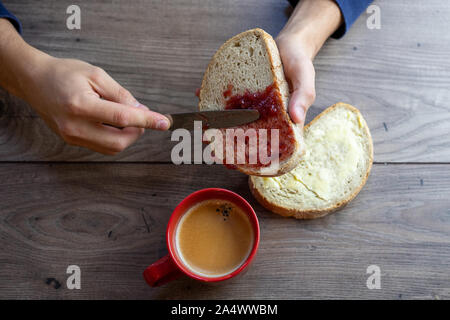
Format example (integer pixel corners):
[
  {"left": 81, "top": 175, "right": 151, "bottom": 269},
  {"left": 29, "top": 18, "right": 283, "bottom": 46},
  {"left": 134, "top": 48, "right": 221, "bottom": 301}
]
[
  {"left": 292, "top": 106, "right": 304, "bottom": 124},
  {"left": 297, "top": 106, "right": 305, "bottom": 120},
  {"left": 156, "top": 118, "right": 170, "bottom": 130}
]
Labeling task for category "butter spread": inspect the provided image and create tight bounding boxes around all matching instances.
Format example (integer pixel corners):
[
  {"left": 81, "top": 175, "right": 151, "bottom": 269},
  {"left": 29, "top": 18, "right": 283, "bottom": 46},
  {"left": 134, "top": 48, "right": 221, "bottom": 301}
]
[{"left": 261, "top": 110, "right": 364, "bottom": 201}]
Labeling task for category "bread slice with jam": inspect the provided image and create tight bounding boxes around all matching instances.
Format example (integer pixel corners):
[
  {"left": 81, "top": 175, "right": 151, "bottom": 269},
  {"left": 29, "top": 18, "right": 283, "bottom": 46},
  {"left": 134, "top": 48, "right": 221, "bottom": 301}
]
[{"left": 198, "top": 28, "right": 304, "bottom": 177}]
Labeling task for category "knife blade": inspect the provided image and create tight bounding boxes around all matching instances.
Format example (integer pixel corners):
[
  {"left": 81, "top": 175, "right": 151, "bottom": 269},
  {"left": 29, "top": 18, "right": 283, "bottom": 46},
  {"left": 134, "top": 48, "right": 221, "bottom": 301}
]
[{"left": 165, "top": 110, "right": 260, "bottom": 131}]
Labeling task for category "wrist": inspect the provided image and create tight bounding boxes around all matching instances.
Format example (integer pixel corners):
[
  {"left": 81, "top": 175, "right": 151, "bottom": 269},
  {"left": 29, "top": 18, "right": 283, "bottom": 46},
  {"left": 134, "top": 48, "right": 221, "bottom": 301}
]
[
  {"left": 277, "top": 28, "right": 316, "bottom": 61},
  {"left": 13, "top": 46, "right": 54, "bottom": 105},
  {"left": 278, "top": 0, "right": 343, "bottom": 59},
  {"left": 16, "top": 46, "right": 53, "bottom": 100},
  {"left": 0, "top": 19, "right": 53, "bottom": 100}
]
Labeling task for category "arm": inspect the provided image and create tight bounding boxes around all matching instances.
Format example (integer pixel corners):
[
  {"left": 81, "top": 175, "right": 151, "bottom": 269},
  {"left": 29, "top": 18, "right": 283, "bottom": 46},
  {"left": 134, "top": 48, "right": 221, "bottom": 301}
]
[
  {"left": 0, "top": 18, "right": 170, "bottom": 155},
  {"left": 276, "top": 0, "right": 343, "bottom": 125}
]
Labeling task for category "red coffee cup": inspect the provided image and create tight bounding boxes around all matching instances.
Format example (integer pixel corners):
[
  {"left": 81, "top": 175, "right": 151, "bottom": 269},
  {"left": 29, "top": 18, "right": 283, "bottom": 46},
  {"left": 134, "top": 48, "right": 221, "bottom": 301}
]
[{"left": 143, "top": 188, "right": 260, "bottom": 287}]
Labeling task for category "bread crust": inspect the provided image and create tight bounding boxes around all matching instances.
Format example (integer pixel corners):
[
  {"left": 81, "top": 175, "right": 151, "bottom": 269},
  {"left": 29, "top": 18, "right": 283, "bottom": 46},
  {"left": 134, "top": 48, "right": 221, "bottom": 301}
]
[
  {"left": 249, "top": 102, "right": 374, "bottom": 219},
  {"left": 198, "top": 28, "right": 304, "bottom": 177}
]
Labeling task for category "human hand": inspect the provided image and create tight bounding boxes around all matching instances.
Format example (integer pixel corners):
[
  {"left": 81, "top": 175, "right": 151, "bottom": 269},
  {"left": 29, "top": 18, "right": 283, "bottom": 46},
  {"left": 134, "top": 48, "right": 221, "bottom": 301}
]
[
  {"left": 21, "top": 56, "right": 170, "bottom": 155},
  {"left": 276, "top": 0, "right": 343, "bottom": 126},
  {"left": 276, "top": 34, "right": 316, "bottom": 127}
]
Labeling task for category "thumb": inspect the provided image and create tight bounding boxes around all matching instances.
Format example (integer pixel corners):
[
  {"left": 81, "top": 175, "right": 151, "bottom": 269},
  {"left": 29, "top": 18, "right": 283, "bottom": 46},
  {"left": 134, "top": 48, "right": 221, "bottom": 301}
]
[
  {"left": 287, "top": 79, "right": 316, "bottom": 125},
  {"left": 285, "top": 58, "right": 316, "bottom": 125},
  {"left": 288, "top": 90, "right": 307, "bottom": 125}
]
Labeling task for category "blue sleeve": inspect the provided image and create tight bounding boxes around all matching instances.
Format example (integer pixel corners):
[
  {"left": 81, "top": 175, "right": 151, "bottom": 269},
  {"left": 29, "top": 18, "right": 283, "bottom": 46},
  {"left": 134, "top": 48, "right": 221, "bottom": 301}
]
[
  {"left": 0, "top": 1, "right": 22, "bottom": 34},
  {"left": 287, "top": 0, "right": 373, "bottom": 39}
]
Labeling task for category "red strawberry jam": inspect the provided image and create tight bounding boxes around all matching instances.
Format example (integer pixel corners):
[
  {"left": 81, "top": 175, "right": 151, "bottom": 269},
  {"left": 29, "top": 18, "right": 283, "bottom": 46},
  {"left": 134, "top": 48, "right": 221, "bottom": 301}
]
[
  {"left": 223, "top": 84, "right": 233, "bottom": 99},
  {"left": 219, "top": 84, "right": 295, "bottom": 169}
]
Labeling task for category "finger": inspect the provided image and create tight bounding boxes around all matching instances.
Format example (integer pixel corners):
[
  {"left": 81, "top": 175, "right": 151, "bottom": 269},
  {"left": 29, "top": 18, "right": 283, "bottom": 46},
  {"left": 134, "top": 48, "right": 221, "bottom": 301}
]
[
  {"left": 75, "top": 126, "right": 143, "bottom": 155},
  {"left": 64, "top": 121, "right": 144, "bottom": 155},
  {"left": 287, "top": 60, "right": 316, "bottom": 124},
  {"left": 88, "top": 67, "right": 141, "bottom": 107},
  {"left": 82, "top": 95, "right": 170, "bottom": 130},
  {"left": 288, "top": 90, "right": 307, "bottom": 125}
]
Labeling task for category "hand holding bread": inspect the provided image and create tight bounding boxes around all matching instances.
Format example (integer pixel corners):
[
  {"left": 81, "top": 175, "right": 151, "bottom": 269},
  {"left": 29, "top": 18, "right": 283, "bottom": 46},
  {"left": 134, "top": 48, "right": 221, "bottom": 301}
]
[
  {"left": 276, "top": 0, "right": 343, "bottom": 126},
  {"left": 198, "top": 29, "right": 305, "bottom": 177}
]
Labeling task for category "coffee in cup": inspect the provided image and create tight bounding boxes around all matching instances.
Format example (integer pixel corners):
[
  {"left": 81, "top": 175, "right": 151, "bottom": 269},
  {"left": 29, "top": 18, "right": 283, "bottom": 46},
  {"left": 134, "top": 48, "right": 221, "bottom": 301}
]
[
  {"left": 175, "top": 199, "right": 254, "bottom": 278},
  {"left": 143, "top": 188, "right": 260, "bottom": 287}
]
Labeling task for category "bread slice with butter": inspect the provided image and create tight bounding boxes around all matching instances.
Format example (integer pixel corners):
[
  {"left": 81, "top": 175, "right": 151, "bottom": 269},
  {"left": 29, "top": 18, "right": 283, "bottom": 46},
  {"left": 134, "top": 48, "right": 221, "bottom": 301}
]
[
  {"left": 198, "top": 28, "right": 305, "bottom": 177},
  {"left": 249, "top": 103, "right": 373, "bottom": 219}
]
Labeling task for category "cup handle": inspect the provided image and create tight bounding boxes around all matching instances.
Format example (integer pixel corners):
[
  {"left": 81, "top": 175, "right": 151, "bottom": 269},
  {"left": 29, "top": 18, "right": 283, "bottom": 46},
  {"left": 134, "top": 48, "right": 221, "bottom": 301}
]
[{"left": 143, "top": 255, "right": 183, "bottom": 287}]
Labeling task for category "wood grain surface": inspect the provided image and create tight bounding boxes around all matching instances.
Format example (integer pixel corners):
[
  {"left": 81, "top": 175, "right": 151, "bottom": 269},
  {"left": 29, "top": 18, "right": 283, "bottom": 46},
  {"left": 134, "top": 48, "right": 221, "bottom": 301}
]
[
  {"left": 0, "top": 0, "right": 449, "bottom": 300},
  {"left": 0, "top": 163, "right": 449, "bottom": 299}
]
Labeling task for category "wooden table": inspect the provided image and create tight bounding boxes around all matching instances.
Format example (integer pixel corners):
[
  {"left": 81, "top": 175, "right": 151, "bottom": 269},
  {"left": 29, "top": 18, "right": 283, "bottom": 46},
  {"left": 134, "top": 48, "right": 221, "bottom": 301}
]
[{"left": 1, "top": 0, "right": 449, "bottom": 299}]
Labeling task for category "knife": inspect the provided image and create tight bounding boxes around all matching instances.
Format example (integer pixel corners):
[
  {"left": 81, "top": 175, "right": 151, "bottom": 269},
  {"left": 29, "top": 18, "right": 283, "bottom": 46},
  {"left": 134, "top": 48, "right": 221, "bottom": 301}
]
[{"left": 165, "top": 110, "right": 260, "bottom": 131}]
